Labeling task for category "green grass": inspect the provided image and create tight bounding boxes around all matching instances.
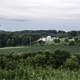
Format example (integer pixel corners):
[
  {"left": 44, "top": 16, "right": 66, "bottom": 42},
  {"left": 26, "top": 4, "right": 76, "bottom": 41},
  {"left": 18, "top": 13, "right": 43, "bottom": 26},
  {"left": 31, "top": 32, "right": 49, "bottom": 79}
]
[
  {"left": 0, "top": 45, "right": 80, "bottom": 55},
  {"left": 0, "top": 45, "right": 80, "bottom": 80},
  {"left": 0, "top": 66, "right": 80, "bottom": 80}
]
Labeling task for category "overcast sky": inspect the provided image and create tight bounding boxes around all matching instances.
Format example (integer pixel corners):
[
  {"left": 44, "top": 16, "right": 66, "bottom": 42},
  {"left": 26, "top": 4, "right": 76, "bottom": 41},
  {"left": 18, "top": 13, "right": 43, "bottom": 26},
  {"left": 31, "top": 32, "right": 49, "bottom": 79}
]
[{"left": 0, "top": 0, "right": 80, "bottom": 31}]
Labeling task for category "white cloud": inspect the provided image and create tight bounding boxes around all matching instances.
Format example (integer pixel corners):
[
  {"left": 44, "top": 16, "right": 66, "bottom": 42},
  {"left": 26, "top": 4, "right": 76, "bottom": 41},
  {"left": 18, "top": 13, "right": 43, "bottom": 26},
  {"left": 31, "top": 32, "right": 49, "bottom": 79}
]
[{"left": 0, "top": 0, "right": 80, "bottom": 19}]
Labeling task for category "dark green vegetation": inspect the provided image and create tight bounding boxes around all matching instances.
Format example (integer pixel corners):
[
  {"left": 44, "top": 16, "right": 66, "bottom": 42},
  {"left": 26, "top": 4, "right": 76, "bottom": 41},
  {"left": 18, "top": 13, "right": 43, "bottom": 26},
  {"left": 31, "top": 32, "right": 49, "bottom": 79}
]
[
  {"left": 0, "top": 46, "right": 80, "bottom": 70},
  {"left": 0, "top": 48, "right": 80, "bottom": 80},
  {"left": 0, "top": 30, "right": 80, "bottom": 47},
  {"left": 0, "top": 44, "right": 80, "bottom": 55},
  {"left": 0, "top": 30, "right": 57, "bottom": 47},
  {"left": 0, "top": 30, "right": 80, "bottom": 80}
]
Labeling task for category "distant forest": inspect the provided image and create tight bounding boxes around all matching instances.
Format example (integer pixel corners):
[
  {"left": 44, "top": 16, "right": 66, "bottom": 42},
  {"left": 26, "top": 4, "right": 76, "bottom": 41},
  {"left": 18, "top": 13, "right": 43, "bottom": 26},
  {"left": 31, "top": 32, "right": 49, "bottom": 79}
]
[{"left": 0, "top": 30, "right": 80, "bottom": 47}]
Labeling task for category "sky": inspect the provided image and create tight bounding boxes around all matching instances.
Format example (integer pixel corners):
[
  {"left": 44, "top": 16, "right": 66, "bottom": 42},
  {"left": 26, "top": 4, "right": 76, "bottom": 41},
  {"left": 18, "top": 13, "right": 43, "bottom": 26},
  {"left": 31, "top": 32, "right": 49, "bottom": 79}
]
[{"left": 0, "top": 0, "right": 80, "bottom": 31}]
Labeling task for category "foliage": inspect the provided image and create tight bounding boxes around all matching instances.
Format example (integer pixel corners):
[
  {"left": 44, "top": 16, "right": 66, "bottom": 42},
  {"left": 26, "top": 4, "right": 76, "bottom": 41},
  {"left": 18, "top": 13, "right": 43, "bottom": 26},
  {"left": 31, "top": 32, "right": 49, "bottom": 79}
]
[
  {"left": 0, "top": 30, "right": 80, "bottom": 79},
  {"left": 69, "top": 41, "right": 75, "bottom": 46},
  {"left": 64, "top": 38, "right": 69, "bottom": 42},
  {"left": 54, "top": 39, "right": 60, "bottom": 43},
  {"left": 38, "top": 40, "right": 45, "bottom": 45},
  {"left": 0, "top": 30, "right": 58, "bottom": 47},
  {"left": 51, "top": 50, "right": 70, "bottom": 68},
  {"left": 64, "top": 55, "right": 79, "bottom": 70},
  {"left": 0, "top": 48, "right": 79, "bottom": 79},
  {"left": 69, "top": 31, "right": 78, "bottom": 37},
  {"left": 0, "top": 30, "right": 80, "bottom": 47}
]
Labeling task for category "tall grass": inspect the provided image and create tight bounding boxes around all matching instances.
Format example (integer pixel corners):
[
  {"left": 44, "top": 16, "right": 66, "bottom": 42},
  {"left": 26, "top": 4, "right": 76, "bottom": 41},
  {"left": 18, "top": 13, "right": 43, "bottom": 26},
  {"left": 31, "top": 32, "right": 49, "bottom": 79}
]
[
  {"left": 0, "top": 56, "right": 79, "bottom": 80},
  {"left": 0, "top": 66, "right": 80, "bottom": 80},
  {"left": 0, "top": 46, "right": 80, "bottom": 80}
]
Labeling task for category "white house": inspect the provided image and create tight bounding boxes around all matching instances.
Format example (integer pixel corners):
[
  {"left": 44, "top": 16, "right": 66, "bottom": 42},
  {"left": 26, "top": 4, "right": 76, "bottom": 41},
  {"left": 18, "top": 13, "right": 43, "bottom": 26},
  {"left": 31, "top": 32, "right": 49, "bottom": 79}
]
[
  {"left": 46, "top": 36, "right": 53, "bottom": 41},
  {"left": 37, "top": 37, "right": 46, "bottom": 42},
  {"left": 37, "top": 36, "right": 53, "bottom": 42}
]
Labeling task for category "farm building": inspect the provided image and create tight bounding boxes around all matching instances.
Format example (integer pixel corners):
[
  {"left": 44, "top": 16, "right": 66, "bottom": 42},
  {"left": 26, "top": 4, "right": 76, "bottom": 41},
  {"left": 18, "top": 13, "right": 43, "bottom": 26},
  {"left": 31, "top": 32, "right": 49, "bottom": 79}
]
[{"left": 37, "top": 36, "right": 53, "bottom": 42}]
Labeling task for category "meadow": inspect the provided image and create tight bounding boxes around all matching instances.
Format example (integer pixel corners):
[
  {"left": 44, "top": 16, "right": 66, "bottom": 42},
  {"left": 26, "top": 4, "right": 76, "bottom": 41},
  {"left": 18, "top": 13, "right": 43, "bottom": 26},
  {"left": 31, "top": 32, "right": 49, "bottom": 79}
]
[
  {"left": 0, "top": 44, "right": 80, "bottom": 55},
  {"left": 0, "top": 44, "right": 80, "bottom": 80},
  {"left": 0, "top": 66, "right": 80, "bottom": 80}
]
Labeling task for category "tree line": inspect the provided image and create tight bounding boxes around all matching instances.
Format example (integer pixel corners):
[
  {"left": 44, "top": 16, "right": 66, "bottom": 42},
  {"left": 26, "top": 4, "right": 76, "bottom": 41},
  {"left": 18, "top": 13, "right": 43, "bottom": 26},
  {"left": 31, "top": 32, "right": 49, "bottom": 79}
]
[{"left": 0, "top": 30, "right": 80, "bottom": 47}]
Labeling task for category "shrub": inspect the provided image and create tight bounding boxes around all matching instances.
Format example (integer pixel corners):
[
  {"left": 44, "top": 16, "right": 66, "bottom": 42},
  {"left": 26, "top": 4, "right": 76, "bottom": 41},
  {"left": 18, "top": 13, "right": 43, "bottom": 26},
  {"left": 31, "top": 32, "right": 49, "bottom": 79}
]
[
  {"left": 75, "top": 54, "right": 80, "bottom": 64},
  {"left": 38, "top": 40, "right": 45, "bottom": 45},
  {"left": 64, "top": 55, "right": 79, "bottom": 70},
  {"left": 74, "top": 37, "right": 79, "bottom": 42},
  {"left": 54, "top": 39, "right": 60, "bottom": 43},
  {"left": 38, "top": 51, "right": 43, "bottom": 54},
  {"left": 0, "top": 56, "right": 17, "bottom": 70},
  {"left": 74, "top": 38, "right": 80, "bottom": 45},
  {"left": 33, "top": 54, "right": 46, "bottom": 67},
  {"left": 44, "top": 50, "right": 51, "bottom": 59},
  {"left": 64, "top": 39, "right": 69, "bottom": 42},
  {"left": 52, "top": 50, "right": 70, "bottom": 68},
  {"left": 69, "top": 41, "right": 75, "bottom": 46}
]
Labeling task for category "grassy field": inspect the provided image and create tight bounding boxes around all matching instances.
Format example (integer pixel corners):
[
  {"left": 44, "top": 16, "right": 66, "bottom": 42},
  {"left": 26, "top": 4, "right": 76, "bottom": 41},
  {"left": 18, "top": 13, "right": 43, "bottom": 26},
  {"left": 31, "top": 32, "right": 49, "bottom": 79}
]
[
  {"left": 0, "top": 45, "right": 80, "bottom": 55},
  {"left": 0, "top": 66, "right": 80, "bottom": 80},
  {"left": 0, "top": 45, "right": 80, "bottom": 80}
]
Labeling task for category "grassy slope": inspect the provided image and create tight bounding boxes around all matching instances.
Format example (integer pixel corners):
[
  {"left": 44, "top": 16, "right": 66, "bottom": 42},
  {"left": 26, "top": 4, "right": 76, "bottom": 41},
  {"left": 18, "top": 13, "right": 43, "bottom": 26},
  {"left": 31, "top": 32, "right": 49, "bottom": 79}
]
[
  {"left": 0, "top": 45, "right": 80, "bottom": 55},
  {"left": 0, "top": 45, "right": 80, "bottom": 80},
  {"left": 0, "top": 66, "right": 80, "bottom": 80}
]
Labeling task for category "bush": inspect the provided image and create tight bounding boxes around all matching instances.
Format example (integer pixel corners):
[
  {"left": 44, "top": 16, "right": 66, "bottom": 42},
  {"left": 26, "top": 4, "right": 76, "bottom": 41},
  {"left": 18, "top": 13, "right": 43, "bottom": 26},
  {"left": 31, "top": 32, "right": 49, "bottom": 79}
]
[
  {"left": 33, "top": 54, "right": 46, "bottom": 67},
  {"left": 38, "top": 40, "right": 45, "bottom": 45},
  {"left": 52, "top": 50, "right": 70, "bottom": 68},
  {"left": 32, "top": 50, "right": 71, "bottom": 68},
  {"left": 74, "top": 38, "right": 80, "bottom": 45},
  {"left": 74, "top": 37, "right": 79, "bottom": 42},
  {"left": 44, "top": 50, "right": 51, "bottom": 59},
  {"left": 75, "top": 54, "right": 80, "bottom": 64},
  {"left": 0, "top": 56, "right": 17, "bottom": 70},
  {"left": 38, "top": 51, "right": 43, "bottom": 54},
  {"left": 69, "top": 41, "right": 75, "bottom": 46},
  {"left": 64, "top": 55, "right": 79, "bottom": 70},
  {"left": 54, "top": 39, "right": 60, "bottom": 43},
  {"left": 64, "top": 39, "right": 69, "bottom": 42}
]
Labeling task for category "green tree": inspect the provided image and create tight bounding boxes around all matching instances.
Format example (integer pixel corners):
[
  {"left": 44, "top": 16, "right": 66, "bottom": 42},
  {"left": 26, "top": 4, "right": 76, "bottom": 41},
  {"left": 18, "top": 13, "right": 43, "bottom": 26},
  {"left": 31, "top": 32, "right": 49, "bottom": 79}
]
[
  {"left": 64, "top": 55, "right": 79, "bottom": 70},
  {"left": 54, "top": 39, "right": 60, "bottom": 43},
  {"left": 6, "top": 38, "right": 15, "bottom": 46},
  {"left": 52, "top": 50, "right": 70, "bottom": 68},
  {"left": 69, "top": 41, "right": 75, "bottom": 46}
]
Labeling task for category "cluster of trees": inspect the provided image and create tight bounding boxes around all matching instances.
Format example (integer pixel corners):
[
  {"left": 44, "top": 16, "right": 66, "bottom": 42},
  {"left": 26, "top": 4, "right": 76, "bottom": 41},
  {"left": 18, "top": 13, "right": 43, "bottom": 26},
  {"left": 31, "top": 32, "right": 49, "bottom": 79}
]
[
  {"left": 0, "top": 31, "right": 40, "bottom": 47},
  {"left": 0, "top": 49, "right": 80, "bottom": 70},
  {"left": 0, "top": 30, "right": 80, "bottom": 47}
]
